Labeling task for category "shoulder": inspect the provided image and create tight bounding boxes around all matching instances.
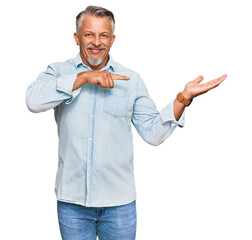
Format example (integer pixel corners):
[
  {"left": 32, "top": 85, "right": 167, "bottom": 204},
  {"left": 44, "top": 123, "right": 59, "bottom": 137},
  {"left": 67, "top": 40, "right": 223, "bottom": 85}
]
[{"left": 47, "top": 56, "right": 77, "bottom": 75}]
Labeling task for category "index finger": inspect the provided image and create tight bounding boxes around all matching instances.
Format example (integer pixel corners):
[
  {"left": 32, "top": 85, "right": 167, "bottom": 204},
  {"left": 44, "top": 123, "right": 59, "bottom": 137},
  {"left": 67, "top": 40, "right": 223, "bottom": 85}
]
[
  {"left": 203, "top": 74, "right": 227, "bottom": 91},
  {"left": 111, "top": 73, "right": 130, "bottom": 81},
  {"left": 208, "top": 74, "right": 227, "bottom": 86}
]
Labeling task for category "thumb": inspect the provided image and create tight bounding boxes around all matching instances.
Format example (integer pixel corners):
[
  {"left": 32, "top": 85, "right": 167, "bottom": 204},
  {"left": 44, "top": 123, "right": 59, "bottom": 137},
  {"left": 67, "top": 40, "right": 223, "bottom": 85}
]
[{"left": 193, "top": 75, "right": 204, "bottom": 83}]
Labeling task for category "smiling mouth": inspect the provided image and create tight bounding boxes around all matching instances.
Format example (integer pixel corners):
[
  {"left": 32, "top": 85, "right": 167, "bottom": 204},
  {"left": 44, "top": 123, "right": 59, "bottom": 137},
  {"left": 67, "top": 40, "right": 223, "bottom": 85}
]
[
  {"left": 87, "top": 45, "right": 107, "bottom": 54},
  {"left": 89, "top": 48, "right": 103, "bottom": 54}
]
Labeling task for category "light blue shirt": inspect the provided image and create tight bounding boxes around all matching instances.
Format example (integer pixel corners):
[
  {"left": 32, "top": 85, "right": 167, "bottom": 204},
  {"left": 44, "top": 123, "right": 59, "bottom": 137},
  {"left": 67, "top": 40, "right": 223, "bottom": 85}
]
[{"left": 26, "top": 54, "right": 185, "bottom": 207}]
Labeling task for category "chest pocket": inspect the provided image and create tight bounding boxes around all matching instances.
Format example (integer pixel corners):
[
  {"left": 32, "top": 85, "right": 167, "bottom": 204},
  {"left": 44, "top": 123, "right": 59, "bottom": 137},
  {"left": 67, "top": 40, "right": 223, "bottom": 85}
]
[{"left": 103, "top": 88, "right": 129, "bottom": 117}]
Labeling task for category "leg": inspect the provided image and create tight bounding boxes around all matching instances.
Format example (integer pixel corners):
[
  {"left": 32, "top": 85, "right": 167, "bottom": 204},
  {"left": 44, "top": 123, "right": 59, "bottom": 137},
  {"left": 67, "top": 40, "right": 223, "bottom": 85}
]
[
  {"left": 57, "top": 201, "right": 97, "bottom": 240},
  {"left": 97, "top": 201, "right": 137, "bottom": 240}
]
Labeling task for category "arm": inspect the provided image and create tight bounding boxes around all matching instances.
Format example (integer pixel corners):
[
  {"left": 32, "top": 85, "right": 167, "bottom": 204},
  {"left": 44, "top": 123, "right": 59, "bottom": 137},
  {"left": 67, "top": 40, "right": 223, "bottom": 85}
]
[
  {"left": 132, "top": 77, "right": 185, "bottom": 146},
  {"left": 26, "top": 64, "right": 80, "bottom": 113},
  {"left": 132, "top": 74, "right": 226, "bottom": 146},
  {"left": 174, "top": 74, "right": 227, "bottom": 120},
  {"left": 72, "top": 71, "right": 130, "bottom": 90},
  {"left": 26, "top": 66, "right": 129, "bottom": 113}
]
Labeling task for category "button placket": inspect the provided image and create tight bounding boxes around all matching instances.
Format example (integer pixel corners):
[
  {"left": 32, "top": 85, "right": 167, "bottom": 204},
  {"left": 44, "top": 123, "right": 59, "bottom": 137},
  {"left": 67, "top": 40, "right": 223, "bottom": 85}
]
[{"left": 86, "top": 87, "right": 97, "bottom": 205}]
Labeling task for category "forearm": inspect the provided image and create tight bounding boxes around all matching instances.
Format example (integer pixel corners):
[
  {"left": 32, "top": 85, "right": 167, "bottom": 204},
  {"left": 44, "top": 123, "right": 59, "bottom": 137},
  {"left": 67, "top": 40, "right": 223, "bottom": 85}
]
[
  {"left": 174, "top": 89, "right": 192, "bottom": 121},
  {"left": 26, "top": 78, "right": 77, "bottom": 113},
  {"left": 133, "top": 99, "right": 185, "bottom": 146},
  {"left": 26, "top": 66, "right": 79, "bottom": 113},
  {"left": 174, "top": 98, "right": 186, "bottom": 121}
]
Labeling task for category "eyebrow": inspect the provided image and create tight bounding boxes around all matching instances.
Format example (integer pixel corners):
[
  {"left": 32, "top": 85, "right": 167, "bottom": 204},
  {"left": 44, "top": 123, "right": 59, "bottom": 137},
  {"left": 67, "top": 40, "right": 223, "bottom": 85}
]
[{"left": 83, "top": 30, "right": 110, "bottom": 34}]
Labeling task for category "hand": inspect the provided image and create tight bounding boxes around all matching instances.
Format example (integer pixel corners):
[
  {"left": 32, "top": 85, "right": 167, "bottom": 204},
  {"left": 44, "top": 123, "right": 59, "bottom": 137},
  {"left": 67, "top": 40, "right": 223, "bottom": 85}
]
[
  {"left": 182, "top": 74, "right": 227, "bottom": 100},
  {"left": 73, "top": 71, "right": 130, "bottom": 90}
]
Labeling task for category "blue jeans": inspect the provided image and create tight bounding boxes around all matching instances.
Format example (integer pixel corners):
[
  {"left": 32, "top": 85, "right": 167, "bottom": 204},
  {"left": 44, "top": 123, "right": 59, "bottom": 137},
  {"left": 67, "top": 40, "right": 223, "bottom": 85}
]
[{"left": 57, "top": 200, "right": 136, "bottom": 240}]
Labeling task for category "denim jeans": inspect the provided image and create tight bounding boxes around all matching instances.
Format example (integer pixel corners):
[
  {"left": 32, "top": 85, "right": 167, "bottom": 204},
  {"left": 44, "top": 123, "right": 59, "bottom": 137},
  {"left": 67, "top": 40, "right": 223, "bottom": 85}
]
[{"left": 57, "top": 200, "right": 136, "bottom": 240}]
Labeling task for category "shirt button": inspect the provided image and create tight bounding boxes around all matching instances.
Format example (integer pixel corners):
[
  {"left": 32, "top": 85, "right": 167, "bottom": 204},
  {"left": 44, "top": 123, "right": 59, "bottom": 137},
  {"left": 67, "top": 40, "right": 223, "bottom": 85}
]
[
  {"left": 89, "top": 137, "right": 92, "bottom": 141},
  {"left": 90, "top": 114, "right": 94, "bottom": 118},
  {"left": 92, "top": 95, "right": 95, "bottom": 98}
]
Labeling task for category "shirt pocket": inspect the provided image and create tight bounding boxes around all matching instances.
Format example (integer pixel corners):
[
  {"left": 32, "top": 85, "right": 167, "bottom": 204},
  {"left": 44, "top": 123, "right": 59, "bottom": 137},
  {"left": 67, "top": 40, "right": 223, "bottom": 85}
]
[{"left": 103, "top": 88, "right": 129, "bottom": 117}]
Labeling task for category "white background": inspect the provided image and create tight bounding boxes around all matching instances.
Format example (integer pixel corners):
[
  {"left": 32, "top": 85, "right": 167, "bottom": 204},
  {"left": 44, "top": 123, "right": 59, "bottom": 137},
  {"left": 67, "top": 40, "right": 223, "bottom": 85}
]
[{"left": 1, "top": 0, "right": 251, "bottom": 239}]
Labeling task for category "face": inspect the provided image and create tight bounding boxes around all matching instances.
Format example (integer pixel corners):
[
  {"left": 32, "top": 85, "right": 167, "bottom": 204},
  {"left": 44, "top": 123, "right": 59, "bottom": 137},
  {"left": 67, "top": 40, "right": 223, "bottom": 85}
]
[{"left": 74, "top": 14, "right": 115, "bottom": 70}]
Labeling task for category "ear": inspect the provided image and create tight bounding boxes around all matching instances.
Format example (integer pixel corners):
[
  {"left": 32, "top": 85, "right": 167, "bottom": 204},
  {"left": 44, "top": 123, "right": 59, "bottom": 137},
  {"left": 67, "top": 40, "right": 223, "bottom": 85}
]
[
  {"left": 110, "top": 35, "right": 116, "bottom": 48},
  {"left": 74, "top": 32, "right": 80, "bottom": 45}
]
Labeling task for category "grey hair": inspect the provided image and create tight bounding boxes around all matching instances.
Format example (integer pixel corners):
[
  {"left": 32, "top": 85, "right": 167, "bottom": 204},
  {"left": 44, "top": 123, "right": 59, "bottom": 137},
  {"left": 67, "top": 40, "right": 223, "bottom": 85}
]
[{"left": 76, "top": 6, "right": 115, "bottom": 35}]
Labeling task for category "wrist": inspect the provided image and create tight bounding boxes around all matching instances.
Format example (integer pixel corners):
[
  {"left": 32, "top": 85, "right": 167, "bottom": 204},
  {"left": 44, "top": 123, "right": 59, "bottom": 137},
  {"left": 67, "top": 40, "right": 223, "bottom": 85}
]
[
  {"left": 182, "top": 89, "right": 193, "bottom": 101},
  {"left": 73, "top": 72, "right": 88, "bottom": 91},
  {"left": 78, "top": 72, "right": 88, "bottom": 85},
  {"left": 176, "top": 91, "right": 193, "bottom": 107}
]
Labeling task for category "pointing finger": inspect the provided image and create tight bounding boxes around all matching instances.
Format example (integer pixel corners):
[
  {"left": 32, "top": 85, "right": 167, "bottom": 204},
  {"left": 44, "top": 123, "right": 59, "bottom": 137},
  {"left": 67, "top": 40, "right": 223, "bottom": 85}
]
[
  {"left": 111, "top": 73, "right": 130, "bottom": 81},
  {"left": 219, "top": 74, "right": 227, "bottom": 82}
]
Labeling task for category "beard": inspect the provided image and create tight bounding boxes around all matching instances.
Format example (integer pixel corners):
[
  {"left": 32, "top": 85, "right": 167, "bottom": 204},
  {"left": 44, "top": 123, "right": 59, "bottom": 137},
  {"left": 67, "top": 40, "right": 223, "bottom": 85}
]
[
  {"left": 86, "top": 57, "right": 105, "bottom": 66},
  {"left": 86, "top": 44, "right": 107, "bottom": 66}
]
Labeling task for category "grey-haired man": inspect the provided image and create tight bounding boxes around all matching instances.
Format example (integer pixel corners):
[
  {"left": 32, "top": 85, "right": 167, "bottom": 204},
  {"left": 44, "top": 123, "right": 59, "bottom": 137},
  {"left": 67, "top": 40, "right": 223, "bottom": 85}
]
[{"left": 26, "top": 5, "right": 226, "bottom": 240}]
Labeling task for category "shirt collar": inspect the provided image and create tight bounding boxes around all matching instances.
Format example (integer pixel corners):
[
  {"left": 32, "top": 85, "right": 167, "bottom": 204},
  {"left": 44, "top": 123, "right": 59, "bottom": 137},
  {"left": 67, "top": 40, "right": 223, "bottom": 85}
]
[
  {"left": 73, "top": 53, "right": 118, "bottom": 72},
  {"left": 73, "top": 53, "right": 85, "bottom": 68}
]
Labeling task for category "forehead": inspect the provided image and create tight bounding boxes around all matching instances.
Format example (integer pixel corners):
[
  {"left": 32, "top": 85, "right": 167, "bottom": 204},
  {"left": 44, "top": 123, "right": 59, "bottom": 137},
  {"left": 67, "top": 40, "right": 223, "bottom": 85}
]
[{"left": 80, "top": 14, "right": 113, "bottom": 33}]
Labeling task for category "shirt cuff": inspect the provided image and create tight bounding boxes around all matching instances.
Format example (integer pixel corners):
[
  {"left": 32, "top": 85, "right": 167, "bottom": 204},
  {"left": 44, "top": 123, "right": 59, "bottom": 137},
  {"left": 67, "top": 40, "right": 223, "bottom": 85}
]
[
  {"left": 160, "top": 100, "right": 185, "bottom": 127},
  {"left": 56, "top": 74, "right": 80, "bottom": 104}
]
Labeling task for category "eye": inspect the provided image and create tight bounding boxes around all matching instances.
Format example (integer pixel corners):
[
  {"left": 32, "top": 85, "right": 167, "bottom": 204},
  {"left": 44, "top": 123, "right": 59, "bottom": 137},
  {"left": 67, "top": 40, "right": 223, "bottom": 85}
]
[
  {"left": 101, "top": 34, "right": 109, "bottom": 38},
  {"left": 85, "top": 33, "right": 93, "bottom": 37}
]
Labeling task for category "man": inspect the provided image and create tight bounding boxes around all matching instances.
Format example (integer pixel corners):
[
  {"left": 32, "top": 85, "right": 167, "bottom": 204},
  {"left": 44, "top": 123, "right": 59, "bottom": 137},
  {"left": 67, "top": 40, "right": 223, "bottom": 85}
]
[{"left": 26, "top": 5, "right": 226, "bottom": 240}]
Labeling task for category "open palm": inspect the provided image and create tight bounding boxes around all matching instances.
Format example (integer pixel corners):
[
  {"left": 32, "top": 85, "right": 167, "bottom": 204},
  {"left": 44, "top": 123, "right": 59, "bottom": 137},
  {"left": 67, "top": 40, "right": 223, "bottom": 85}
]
[{"left": 183, "top": 74, "right": 227, "bottom": 100}]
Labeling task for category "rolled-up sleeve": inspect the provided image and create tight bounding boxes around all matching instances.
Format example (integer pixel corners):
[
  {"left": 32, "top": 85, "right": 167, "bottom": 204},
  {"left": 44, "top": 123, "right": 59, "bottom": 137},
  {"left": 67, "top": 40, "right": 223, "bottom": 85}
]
[
  {"left": 131, "top": 76, "right": 185, "bottom": 146},
  {"left": 26, "top": 64, "right": 80, "bottom": 113},
  {"left": 160, "top": 101, "right": 185, "bottom": 127}
]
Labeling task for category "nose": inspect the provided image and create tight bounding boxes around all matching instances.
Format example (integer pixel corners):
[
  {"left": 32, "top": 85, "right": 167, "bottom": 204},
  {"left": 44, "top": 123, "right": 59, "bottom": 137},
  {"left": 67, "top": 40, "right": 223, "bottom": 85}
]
[{"left": 93, "top": 35, "right": 101, "bottom": 46}]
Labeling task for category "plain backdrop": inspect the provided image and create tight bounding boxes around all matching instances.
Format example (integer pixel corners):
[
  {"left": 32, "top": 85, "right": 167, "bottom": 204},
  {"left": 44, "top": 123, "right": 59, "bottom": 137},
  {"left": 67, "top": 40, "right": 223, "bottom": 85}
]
[{"left": 1, "top": 0, "right": 251, "bottom": 239}]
